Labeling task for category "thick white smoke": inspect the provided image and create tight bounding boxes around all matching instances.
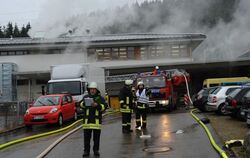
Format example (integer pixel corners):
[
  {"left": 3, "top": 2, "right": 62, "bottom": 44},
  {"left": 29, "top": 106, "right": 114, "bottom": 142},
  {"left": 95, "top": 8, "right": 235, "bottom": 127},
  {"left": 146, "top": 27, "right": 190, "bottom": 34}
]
[{"left": 29, "top": 0, "right": 250, "bottom": 61}]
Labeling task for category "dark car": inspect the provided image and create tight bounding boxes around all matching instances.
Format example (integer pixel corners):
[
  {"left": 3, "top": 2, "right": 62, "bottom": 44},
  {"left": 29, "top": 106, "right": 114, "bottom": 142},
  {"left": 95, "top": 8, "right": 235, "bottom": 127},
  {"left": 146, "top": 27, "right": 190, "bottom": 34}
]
[
  {"left": 225, "top": 87, "right": 250, "bottom": 120},
  {"left": 193, "top": 87, "right": 218, "bottom": 112},
  {"left": 240, "top": 91, "right": 250, "bottom": 124}
]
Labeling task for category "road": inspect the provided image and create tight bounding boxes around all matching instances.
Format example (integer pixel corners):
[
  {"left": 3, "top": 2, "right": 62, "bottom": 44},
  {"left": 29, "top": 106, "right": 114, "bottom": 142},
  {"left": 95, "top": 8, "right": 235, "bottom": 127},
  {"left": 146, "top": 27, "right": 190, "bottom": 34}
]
[{"left": 0, "top": 109, "right": 222, "bottom": 158}]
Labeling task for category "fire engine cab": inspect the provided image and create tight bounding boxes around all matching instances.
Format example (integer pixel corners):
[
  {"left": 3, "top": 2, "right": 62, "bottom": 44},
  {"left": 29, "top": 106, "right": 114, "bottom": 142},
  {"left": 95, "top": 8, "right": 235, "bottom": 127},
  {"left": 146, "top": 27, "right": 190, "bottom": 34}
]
[{"left": 136, "top": 68, "right": 190, "bottom": 111}]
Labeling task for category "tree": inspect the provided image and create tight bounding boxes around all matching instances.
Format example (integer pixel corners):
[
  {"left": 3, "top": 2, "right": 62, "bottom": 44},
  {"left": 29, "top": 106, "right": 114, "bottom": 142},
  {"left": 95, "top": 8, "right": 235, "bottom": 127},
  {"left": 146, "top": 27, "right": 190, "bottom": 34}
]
[
  {"left": 0, "top": 26, "right": 4, "bottom": 38},
  {"left": 20, "top": 25, "right": 27, "bottom": 37},
  {"left": 5, "top": 22, "right": 13, "bottom": 38},
  {"left": 13, "top": 24, "right": 20, "bottom": 37}
]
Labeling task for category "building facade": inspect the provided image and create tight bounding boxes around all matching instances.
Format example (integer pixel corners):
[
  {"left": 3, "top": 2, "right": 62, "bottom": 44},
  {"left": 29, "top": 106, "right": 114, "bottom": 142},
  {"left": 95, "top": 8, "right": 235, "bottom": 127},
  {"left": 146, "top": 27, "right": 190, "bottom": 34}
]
[{"left": 0, "top": 33, "right": 206, "bottom": 101}]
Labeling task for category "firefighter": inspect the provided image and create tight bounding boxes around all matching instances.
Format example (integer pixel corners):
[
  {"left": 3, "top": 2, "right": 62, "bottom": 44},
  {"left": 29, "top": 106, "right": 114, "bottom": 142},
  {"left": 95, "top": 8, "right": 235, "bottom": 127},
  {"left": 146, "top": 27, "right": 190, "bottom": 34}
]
[
  {"left": 153, "top": 66, "right": 160, "bottom": 75},
  {"left": 119, "top": 79, "right": 134, "bottom": 133},
  {"left": 80, "top": 82, "right": 107, "bottom": 157},
  {"left": 135, "top": 81, "right": 150, "bottom": 129}
]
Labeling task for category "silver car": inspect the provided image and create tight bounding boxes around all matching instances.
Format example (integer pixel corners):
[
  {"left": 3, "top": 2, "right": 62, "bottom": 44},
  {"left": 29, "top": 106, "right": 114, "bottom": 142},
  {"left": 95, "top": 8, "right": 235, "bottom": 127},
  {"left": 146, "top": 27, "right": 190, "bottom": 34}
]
[{"left": 206, "top": 86, "right": 241, "bottom": 115}]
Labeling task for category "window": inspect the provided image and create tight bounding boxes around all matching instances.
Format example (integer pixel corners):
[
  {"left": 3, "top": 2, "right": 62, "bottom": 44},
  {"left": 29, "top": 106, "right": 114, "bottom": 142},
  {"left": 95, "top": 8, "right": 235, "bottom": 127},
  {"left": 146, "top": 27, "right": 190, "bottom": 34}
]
[
  {"left": 244, "top": 90, "right": 250, "bottom": 98},
  {"left": 17, "top": 79, "right": 30, "bottom": 85},
  {"left": 36, "top": 79, "right": 48, "bottom": 85},
  {"left": 66, "top": 95, "right": 73, "bottom": 103}
]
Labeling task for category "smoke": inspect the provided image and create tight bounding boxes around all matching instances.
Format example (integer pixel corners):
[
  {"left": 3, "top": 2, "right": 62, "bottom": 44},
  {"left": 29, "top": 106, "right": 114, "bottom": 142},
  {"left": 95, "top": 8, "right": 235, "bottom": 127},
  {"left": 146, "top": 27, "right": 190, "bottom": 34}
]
[{"left": 29, "top": 0, "right": 250, "bottom": 61}]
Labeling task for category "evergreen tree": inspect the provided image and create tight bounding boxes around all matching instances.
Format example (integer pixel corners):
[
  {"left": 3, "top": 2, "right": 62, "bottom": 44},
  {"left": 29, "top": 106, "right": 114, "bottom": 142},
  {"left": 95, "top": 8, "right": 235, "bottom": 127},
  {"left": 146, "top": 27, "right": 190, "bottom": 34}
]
[
  {"left": 13, "top": 24, "right": 20, "bottom": 37},
  {"left": 5, "top": 22, "right": 13, "bottom": 38},
  {"left": 20, "top": 25, "right": 27, "bottom": 37},
  {"left": 0, "top": 26, "right": 4, "bottom": 38}
]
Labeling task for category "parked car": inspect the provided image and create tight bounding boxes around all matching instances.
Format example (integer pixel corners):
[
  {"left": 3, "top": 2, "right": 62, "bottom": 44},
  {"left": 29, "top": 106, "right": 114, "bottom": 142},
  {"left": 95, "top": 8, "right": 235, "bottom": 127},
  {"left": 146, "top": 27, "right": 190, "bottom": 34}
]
[
  {"left": 240, "top": 90, "right": 250, "bottom": 122},
  {"left": 206, "top": 86, "right": 240, "bottom": 115},
  {"left": 24, "top": 94, "right": 77, "bottom": 127},
  {"left": 225, "top": 87, "right": 250, "bottom": 120},
  {"left": 193, "top": 87, "right": 218, "bottom": 112}
]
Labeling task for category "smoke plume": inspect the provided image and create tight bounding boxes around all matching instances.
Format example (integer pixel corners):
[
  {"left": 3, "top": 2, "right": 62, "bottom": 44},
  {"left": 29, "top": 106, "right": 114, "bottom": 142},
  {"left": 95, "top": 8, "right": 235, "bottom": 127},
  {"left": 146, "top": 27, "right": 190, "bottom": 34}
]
[{"left": 29, "top": 0, "right": 250, "bottom": 61}]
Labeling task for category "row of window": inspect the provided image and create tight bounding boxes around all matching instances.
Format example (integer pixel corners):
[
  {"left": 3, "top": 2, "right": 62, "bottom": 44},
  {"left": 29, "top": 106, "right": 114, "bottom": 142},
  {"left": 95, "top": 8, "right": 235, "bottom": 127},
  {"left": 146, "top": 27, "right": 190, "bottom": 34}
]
[
  {"left": 88, "top": 45, "right": 190, "bottom": 61},
  {"left": 17, "top": 79, "right": 47, "bottom": 86},
  {"left": 0, "top": 49, "right": 62, "bottom": 56}
]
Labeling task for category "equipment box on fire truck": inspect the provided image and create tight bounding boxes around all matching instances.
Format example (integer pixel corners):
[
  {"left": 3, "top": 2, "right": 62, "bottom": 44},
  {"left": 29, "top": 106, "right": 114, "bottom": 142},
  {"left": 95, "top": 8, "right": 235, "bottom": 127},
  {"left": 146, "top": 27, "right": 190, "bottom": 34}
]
[
  {"left": 135, "top": 69, "right": 190, "bottom": 111},
  {"left": 47, "top": 64, "right": 105, "bottom": 116}
]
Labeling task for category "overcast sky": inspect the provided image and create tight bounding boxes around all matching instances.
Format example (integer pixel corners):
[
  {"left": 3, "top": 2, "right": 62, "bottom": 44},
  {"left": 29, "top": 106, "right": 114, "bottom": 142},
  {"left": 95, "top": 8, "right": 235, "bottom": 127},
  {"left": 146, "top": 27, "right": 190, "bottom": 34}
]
[{"left": 0, "top": 0, "right": 150, "bottom": 26}]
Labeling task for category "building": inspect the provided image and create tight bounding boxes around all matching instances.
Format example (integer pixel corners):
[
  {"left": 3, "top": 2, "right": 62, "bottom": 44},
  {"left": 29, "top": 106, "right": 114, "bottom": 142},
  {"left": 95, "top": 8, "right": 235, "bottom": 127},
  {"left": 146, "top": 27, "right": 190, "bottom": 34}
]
[{"left": 0, "top": 33, "right": 206, "bottom": 101}]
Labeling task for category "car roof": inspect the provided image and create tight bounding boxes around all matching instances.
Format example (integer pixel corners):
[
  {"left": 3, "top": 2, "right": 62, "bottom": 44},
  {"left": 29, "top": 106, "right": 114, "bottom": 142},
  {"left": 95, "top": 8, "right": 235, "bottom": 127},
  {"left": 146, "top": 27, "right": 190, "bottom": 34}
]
[{"left": 40, "top": 94, "right": 70, "bottom": 97}]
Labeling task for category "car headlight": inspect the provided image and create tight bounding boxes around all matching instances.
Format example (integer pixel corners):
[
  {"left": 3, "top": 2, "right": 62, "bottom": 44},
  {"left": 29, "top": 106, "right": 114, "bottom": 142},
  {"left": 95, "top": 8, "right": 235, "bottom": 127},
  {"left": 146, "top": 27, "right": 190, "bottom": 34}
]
[
  {"left": 49, "top": 107, "right": 58, "bottom": 113},
  {"left": 25, "top": 109, "right": 30, "bottom": 114},
  {"left": 159, "top": 100, "right": 169, "bottom": 105}
]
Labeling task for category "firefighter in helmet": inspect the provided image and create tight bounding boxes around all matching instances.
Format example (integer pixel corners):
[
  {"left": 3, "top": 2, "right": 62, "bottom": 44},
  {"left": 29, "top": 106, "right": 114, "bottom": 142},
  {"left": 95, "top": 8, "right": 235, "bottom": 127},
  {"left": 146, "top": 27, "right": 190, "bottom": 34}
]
[
  {"left": 119, "top": 79, "right": 135, "bottom": 133},
  {"left": 135, "top": 81, "right": 150, "bottom": 129},
  {"left": 80, "top": 82, "right": 107, "bottom": 157}
]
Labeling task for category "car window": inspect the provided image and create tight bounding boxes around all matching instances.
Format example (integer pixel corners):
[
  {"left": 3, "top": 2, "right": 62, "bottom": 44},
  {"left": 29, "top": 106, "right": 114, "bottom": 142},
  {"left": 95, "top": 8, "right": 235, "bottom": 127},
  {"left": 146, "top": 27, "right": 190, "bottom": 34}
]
[
  {"left": 243, "top": 90, "right": 250, "bottom": 98},
  {"left": 66, "top": 95, "right": 73, "bottom": 103},
  {"left": 211, "top": 87, "right": 221, "bottom": 94},
  {"left": 33, "top": 96, "right": 60, "bottom": 106},
  {"left": 228, "top": 88, "right": 241, "bottom": 97},
  {"left": 225, "top": 88, "right": 238, "bottom": 95},
  {"left": 208, "top": 87, "right": 217, "bottom": 94},
  {"left": 63, "top": 96, "right": 68, "bottom": 104}
]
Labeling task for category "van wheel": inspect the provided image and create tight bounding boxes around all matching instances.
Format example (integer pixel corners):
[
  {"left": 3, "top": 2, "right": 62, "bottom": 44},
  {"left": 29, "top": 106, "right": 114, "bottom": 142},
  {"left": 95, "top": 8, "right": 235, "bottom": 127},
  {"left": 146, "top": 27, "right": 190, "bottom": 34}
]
[
  {"left": 216, "top": 104, "right": 227, "bottom": 115},
  {"left": 74, "top": 111, "right": 78, "bottom": 121},
  {"left": 58, "top": 114, "right": 63, "bottom": 126}
]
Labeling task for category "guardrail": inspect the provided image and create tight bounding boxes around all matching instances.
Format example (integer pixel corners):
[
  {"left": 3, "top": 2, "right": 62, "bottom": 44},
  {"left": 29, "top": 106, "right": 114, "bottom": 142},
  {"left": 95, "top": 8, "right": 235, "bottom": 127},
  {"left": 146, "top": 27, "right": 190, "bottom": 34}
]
[{"left": 0, "top": 101, "right": 28, "bottom": 132}]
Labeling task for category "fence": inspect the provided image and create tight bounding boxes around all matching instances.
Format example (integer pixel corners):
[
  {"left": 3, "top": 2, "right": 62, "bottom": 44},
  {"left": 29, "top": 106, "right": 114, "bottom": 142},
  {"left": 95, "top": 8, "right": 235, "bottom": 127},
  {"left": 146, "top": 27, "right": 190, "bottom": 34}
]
[{"left": 0, "top": 102, "right": 28, "bottom": 132}]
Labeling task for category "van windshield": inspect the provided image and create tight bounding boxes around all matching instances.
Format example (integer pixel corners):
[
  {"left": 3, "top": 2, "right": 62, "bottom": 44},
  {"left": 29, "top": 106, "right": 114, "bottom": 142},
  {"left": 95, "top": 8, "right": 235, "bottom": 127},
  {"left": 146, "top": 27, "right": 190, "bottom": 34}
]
[{"left": 48, "top": 81, "right": 81, "bottom": 95}]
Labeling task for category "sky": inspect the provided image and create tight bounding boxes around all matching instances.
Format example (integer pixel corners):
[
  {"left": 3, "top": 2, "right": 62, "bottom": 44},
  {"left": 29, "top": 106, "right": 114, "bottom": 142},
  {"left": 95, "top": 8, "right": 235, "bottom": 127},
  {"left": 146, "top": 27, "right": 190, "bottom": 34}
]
[{"left": 0, "top": 0, "right": 150, "bottom": 25}]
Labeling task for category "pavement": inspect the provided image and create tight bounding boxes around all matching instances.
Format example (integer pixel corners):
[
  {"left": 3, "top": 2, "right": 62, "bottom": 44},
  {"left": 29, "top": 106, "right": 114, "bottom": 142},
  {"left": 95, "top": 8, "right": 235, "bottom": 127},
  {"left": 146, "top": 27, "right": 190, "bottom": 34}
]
[{"left": 0, "top": 109, "right": 222, "bottom": 158}]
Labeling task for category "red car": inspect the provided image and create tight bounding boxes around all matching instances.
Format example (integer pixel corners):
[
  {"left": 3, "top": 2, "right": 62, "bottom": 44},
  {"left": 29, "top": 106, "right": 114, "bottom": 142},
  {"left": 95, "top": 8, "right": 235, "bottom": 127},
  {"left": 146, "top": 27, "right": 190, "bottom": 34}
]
[{"left": 24, "top": 94, "right": 77, "bottom": 127}]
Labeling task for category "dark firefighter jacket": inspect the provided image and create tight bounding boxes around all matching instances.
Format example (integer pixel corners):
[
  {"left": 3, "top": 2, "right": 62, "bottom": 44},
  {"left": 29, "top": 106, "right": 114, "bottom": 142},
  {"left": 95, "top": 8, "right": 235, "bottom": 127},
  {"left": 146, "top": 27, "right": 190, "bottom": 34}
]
[
  {"left": 119, "top": 86, "right": 135, "bottom": 113},
  {"left": 80, "top": 93, "right": 107, "bottom": 130}
]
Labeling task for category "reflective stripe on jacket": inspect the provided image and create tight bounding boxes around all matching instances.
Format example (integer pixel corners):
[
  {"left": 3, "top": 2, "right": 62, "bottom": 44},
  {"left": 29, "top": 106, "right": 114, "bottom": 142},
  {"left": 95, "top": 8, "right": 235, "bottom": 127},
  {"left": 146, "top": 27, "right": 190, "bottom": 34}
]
[{"left": 80, "top": 94, "right": 107, "bottom": 130}]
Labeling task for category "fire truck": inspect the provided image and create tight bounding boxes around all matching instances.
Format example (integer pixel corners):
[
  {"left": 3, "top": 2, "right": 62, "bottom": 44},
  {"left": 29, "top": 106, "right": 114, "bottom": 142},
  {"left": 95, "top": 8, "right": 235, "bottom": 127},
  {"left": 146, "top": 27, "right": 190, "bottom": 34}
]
[{"left": 135, "top": 69, "right": 190, "bottom": 111}]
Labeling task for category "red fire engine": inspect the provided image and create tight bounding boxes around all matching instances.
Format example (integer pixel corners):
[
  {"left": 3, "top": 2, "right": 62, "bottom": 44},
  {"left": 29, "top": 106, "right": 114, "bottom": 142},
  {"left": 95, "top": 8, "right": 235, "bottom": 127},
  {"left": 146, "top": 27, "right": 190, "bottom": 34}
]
[{"left": 135, "top": 68, "right": 190, "bottom": 111}]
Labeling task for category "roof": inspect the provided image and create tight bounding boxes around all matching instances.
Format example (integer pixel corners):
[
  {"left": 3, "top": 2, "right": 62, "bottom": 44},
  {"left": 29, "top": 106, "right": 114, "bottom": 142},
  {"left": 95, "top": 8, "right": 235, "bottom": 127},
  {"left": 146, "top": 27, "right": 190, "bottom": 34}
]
[{"left": 0, "top": 33, "right": 206, "bottom": 46}]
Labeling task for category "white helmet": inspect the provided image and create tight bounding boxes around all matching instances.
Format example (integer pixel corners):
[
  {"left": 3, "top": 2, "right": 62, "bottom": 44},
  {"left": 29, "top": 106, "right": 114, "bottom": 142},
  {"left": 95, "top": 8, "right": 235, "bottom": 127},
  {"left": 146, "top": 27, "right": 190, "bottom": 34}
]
[
  {"left": 88, "top": 82, "right": 98, "bottom": 89},
  {"left": 155, "top": 66, "right": 159, "bottom": 69},
  {"left": 125, "top": 79, "right": 133, "bottom": 85},
  {"left": 137, "top": 81, "right": 144, "bottom": 86}
]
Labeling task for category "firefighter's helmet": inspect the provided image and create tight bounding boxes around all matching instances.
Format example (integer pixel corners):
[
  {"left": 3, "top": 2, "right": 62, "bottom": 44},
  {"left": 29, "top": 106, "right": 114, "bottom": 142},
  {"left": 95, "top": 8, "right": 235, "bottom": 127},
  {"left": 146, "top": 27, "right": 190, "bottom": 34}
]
[
  {"left": 137, "top": 81, "right": 144, "bottom": 86},
  {"left": 88, "top": 82, "right": 98, "bottom": 89}
]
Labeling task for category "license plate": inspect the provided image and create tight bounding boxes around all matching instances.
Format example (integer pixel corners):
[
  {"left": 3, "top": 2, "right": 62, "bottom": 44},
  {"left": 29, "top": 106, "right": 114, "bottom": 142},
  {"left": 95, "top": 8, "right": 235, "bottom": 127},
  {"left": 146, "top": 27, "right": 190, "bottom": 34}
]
[
  {"left": 34, "top": 115, "right": 44, "bottom": 120},
  {"left": 148, "top": 103, "right": 155, "bottom": 107}
]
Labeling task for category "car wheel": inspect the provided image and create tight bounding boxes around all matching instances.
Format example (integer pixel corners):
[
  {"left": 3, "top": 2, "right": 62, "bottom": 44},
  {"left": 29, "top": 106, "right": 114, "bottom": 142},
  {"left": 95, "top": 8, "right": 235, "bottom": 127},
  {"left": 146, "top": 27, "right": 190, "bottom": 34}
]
[
  {"left": 74, "top": 111, "right": 78, "bottom": 121},
  {"left": 58, "top": 114, "right": 63, "bottom": 126},
  {"left": 217, "top": 104, "right": 227, "bottom": 115}
]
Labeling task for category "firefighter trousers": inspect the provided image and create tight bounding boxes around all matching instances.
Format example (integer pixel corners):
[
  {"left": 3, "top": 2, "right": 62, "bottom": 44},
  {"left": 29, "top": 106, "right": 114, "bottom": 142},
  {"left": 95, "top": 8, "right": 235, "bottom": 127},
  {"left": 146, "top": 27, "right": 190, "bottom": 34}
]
[
  {"left": 121, "top": 112, "right": 132, "bottom": 131},
  {"left": 135, "top": 108, "right": 147, "bottom": 128},
  {"left": 83, "top": 129, "right": 101, "bottom": 152}
]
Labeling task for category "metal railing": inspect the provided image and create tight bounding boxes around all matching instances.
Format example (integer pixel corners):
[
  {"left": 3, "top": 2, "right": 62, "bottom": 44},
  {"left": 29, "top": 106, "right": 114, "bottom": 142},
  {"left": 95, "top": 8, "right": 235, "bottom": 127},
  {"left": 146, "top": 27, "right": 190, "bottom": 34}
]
[{"left": 0, "top": 102, "right": 28, "bottom": 131}]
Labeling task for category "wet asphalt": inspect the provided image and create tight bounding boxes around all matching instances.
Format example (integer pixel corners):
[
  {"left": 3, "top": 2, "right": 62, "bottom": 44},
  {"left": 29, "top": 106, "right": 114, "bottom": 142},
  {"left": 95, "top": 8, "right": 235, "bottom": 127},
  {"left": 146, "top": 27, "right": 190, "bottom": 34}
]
[{"left": 0, "top": 109, "right": 221, "bottom": 158}]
